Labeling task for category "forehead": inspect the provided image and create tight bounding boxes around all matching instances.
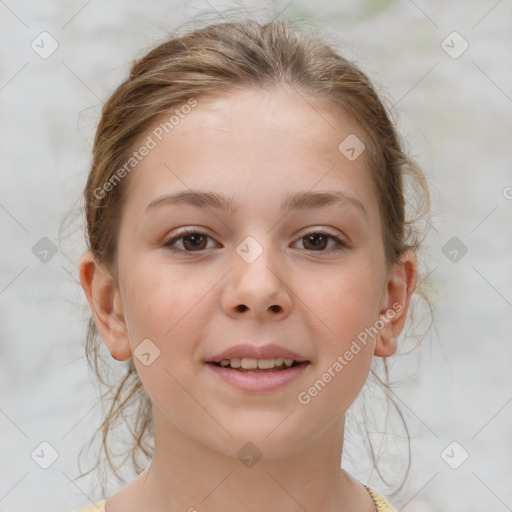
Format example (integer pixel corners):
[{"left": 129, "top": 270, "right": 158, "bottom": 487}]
[
  {"left": 173, "top": 87, "right": 357, "bottom": 156},
  {"left": 122, "top": 86, "right": 379, "bottom": 223}
]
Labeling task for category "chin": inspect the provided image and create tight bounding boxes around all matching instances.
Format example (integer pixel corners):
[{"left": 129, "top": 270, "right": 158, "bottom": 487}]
[{"left": 210, "top": 420, "right": 310, "bottom": 461}]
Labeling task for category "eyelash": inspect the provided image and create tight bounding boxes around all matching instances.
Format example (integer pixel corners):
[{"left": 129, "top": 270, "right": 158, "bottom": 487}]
[{"left": 163, "top": 228, "right": 347, "bottom": 254}]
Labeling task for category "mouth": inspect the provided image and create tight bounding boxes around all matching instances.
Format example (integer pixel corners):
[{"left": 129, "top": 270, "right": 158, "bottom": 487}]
[
  {"left": 205, "top": 357, "right": 311, "bottom": 392},
  {"left": 208, "top": 357, "right": 308, "bottom": 372}
]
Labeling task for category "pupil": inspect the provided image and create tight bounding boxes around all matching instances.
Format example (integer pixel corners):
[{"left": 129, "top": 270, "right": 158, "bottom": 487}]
[
  {"left": 185, "top": 234, "right": 205, "bottom": 250},
  {"left": 306, "top": 234, "right": 326, "bottom": 250}
]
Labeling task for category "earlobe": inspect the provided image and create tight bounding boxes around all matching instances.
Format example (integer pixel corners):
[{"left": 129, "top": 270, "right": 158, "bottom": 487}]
[
  {"left": 374, "top": 331, "right": 396, "bottom": 358},
  {"left": 374, "top": 248, "right": 417, "bottom": 358},
  {"left": 78, "top": 251, "right": 132, "bottom": 361}
]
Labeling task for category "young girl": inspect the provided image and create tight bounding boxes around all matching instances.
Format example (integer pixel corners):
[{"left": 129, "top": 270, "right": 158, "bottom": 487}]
[{"left": 76, "top": 11, "right": 430, "bottom": 512}]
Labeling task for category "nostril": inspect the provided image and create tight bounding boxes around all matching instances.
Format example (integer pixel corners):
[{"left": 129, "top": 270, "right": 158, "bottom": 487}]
[{"left": 236, "top": 304, "right": 248, "bottom": 312}]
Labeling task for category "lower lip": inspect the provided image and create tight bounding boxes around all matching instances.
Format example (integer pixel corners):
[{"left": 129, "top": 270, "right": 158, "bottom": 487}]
[{"left": 205, "top": 362, "right": 310, "bottom": 392}]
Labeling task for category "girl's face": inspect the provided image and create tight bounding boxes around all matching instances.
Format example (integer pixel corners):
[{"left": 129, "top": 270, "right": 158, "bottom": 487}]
[{"left": 83, "top": 87, "right": 414, "bottom": 459}]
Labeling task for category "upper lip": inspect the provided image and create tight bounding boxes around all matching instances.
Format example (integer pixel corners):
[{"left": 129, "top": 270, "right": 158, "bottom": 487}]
[{"left": 207, "top": 343, "right": 309, "bottom": 363}]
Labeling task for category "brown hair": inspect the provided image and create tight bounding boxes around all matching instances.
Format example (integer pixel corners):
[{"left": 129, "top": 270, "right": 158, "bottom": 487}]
[{"left": 74, "top": 9, "right": 433, "bottom": 498}]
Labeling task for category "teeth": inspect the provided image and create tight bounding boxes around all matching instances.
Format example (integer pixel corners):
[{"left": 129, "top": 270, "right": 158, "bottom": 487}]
[
  {"left": 241, "top": 357, "right": 258, "bottom": 369},
  {"left": 217, "top": 357, "right": 297, "bottom": 369},
  {"left": 257, "top": 358, "right": 275, "bottom": 369},
  {"left": 230, "top": 358, "right": 241, "bottom": 368}
]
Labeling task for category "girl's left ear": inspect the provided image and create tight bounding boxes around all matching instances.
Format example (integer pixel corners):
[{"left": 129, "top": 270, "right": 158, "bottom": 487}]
[{"left": 374, "top": 248, "right": 417, "bottom": 357}]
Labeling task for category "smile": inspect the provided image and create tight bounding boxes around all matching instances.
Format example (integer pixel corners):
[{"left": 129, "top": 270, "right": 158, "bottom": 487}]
[
  {"left": 215, "top": 357, "right": 298, "bottom": 371},
  {"left": 206, "top": 359, "right": 310, "bottom": 391}
]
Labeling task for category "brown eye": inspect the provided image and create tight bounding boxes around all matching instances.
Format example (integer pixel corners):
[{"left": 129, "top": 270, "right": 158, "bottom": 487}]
[
  {"left": 296, "top": 232, "right": 345, "bottom": 252},
  {"left": 303, "top": 233, "right": 328, "bottom": 250},
  {"left": 182, "top": 233, "right": 208, "bottom": 251},
  {"left": 164, "top": 230, "right": 215, "bottom": 252}
]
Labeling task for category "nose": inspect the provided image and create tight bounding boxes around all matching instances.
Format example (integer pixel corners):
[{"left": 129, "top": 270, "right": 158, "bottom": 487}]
[{"left": 221, "top": 240, "right": 292, "bottom": 321}]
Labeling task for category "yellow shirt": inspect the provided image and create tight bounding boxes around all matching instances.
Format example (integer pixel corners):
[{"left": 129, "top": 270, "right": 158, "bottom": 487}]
[{"left": 73, "top": 486, "right": 396, "bottom": 511}]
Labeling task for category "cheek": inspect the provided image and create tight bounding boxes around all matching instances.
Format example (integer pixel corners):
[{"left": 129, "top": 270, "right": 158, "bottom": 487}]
[
  {"left": 295, "top": 270, "right": 378, "bottom": 417},
  {"left": 293, "top": 258, "right": 382, "bottom": 405},
  {"left": 120, "top": 261, "right": 221, "bottom": 401},
  {"left": 300, "top": 258, "right": 384, "bottom": 344},
  {"left": 296, "top": 347, "right": 372, "bottom": 431},
  {"left": 121, "top": 263, "right": 214, "bottom": 427},
  {"left": 121, "top": 259, "right": 213, "bottom": 344}
]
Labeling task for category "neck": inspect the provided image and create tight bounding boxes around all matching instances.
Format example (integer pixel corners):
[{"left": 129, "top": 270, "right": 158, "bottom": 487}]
[{"left": 125, "top": 407, "right": 369, "bottom": 512}]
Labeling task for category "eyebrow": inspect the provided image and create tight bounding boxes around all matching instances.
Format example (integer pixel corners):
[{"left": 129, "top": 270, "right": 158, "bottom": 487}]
[{"left": 145, "top": 189, "right": 368, "bottom": 219}]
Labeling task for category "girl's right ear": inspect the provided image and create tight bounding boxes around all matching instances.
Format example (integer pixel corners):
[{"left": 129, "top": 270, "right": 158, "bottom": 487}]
[{"left": 78, "top": 251, "right": 132, "bottom": 361}]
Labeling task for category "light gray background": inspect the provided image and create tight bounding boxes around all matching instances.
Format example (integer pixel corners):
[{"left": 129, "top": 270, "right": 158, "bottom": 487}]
[{"left": 1, "top": 1, "right": 511, "bottom": 511}]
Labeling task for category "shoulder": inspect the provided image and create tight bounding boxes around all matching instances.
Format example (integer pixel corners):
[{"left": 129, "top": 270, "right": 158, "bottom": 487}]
[
  {"left": 72, "top": 499, "right": 106, "bottom": 512},
  {"left": 365, "top": 486, "right": 397, "bottom": 512}
]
